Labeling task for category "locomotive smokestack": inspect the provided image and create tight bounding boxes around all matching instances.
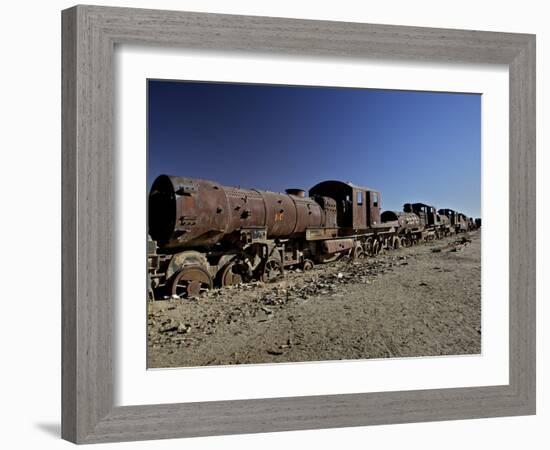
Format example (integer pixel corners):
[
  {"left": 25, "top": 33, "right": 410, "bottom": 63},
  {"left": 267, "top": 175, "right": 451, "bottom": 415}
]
[{"left": 286, "top": 188, "right": 306, "bottom": 198}]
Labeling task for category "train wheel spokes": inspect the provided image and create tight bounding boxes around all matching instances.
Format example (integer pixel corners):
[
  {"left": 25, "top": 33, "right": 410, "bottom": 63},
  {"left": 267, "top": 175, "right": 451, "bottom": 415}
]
[
  {"left": 392, "top": 236, "right": 401, "bottom": 249},
  {"left": 301, "top": 259, "right": 314, "bottom": 271},
  {"left": 372, "top": 240, "right": 381, "bottom": 256},
  {"left": 171, "top": 266, "right": 213, "bottom": 298},
  {"left": 220, "top": 261, "right": 244, "bottom": 287},
  {"left": 261, "top": 258, "right": 283, "bottom": 283},
  {"left": 364, "top": 238, "right": 374, "bottom": 256},
  {"left": 338, "top": 250, "right": 352, "bottom": 262},
  {"left": 354, "top": 246, "right": 366, "bottom": 259}
]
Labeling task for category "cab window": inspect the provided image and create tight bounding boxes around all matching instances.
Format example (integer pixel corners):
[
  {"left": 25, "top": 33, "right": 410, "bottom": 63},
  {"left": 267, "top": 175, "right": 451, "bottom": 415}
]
[
  {"left": 372, "top": 192, "right": 379, "bottom": 207},
  {"left": 357, "top": 191, "right": 363, "bottom": 205}
]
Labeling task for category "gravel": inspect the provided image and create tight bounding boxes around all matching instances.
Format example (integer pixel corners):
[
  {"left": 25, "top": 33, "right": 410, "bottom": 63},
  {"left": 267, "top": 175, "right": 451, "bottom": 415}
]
[{"left": 147, "top": 231, "right": 481, "bottom": 368}]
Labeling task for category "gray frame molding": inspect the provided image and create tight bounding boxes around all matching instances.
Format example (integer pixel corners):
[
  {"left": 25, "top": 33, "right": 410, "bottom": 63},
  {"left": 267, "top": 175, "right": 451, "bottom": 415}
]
[{"left": 62, "top": 5, "right": 536, "bottom": 444}]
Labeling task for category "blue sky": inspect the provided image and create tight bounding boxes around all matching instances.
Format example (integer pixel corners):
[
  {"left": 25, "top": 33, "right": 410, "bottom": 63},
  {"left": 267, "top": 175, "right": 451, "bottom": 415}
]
[{"left": 148, "top": 80, "right": 481, "bottom": 217}]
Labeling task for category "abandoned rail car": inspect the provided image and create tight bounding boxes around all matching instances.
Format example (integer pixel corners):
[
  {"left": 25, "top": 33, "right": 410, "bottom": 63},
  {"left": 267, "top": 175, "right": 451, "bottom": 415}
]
[{"left": 380, "top": 202, "right": 457, "bottom": 247}]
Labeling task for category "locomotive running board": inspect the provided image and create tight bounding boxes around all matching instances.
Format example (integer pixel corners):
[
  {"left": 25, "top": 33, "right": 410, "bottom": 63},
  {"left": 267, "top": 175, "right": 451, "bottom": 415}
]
[{"left": 305, "top": 228, "right": 340, "bottom": 241}]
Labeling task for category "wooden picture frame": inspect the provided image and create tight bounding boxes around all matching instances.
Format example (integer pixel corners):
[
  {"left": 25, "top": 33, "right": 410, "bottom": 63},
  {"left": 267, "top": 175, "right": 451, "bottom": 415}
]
[{"left": 61, "top": 5, "right": 536, "bottom": 444}]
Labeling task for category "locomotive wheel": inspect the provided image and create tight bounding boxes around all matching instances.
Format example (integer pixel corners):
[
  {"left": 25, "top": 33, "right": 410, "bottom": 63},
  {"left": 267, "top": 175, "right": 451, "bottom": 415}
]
[
  {"left": 372, "top": 240, "right": 381, "bottom": 256},
  {"left": 261, "top": 258, "right": 283, "bottom": 283},
  {"left": 170, "top": 266, "right": 213, "bottom": 298},
  {"left": 220, "top": 261, "right": 244, "bottom": 287},
  {"left": 392, "top": 236, "right": 401, "bottom": 249},
  {"left": 301, "top": 259, "right": 314, "bottom": 271},
  {"left": 338, "top": 250, "right": 352, "bottom": 262},
  {"left": 401, "top": 236, "right": 412, "bottom": 247},
  {"left": 364, "top": 238, "right": 374, "bottom": 256},
  {"left": 352, "top": 245, "right": 365, "bottom": 260}
]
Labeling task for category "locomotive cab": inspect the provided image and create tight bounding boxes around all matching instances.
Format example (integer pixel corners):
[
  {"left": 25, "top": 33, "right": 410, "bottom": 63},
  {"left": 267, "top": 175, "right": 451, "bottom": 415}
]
[
  {"left": 404, "top": 203, "right": 437, "bottom": 226},
  {"left": 438, "top": 208, "right": 457, "bottom": 226},
  {"left": 309, "top": 180, "right": 381, "bottom": 230}
]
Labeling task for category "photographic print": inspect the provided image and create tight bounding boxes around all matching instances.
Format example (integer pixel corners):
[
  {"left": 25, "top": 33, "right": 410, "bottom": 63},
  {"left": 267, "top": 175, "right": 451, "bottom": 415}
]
[{"left": 146, "top": 80, "right": 481, "bottom": 369}]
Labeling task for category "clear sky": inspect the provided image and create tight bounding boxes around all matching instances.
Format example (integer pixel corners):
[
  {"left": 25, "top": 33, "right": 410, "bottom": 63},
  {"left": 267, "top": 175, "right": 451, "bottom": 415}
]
[{"left": 148, "top": 80, "right": 481, "bottom": 217}]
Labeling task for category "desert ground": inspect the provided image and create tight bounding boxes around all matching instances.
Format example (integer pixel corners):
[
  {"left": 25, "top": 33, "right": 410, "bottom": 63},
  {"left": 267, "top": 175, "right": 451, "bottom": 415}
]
[{"left": 147, "top": 230, "right": 481, "bottom": 368}]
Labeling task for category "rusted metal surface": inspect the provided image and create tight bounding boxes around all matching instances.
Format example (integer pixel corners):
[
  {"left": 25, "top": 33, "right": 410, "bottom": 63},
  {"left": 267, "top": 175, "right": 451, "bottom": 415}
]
[
  {"left": 148, "top": 174, "right": 472, "bottom": 300},
  {"left": 309, "top": 180, "right": 381, "bottom": 229},
  {"left": 322, "top": 238, "right": 354, "bottom": 254},
  {"left": 404, "top": 203, "right": 437, "bottom": 226},
  {"left": 368, "top": 191, "right": 381, "bottom": 227},
  {"left": 437, "top": 214, "right": 450, "bottom": 227},
  {"left": 438, "top": 208, "right": 458, "bottom": 225},
  {"left": 457, "top": 213, "right": 469, "bottom": 232},
  {"left": 313, "top": 196, "right": 337, "bottom": 228},
  {"left": 149, "top": 175, "right": 325, "bottom": 250},
  {"left": 219, "top": 260, "right": 244, "bottom": 287},
  {"left": 381, "top": 211, "right": 421, "bottom": 231},
  {"left": 165, "top": 250, "right": 210, "bottom": 280},
  {"left": 437, "top": 208, "right": 471, "bottom": 233},
  {"left": 170, "top": 266, "right": 213, "bottom": 298},
  {"left": 261, "top": 258, "right": 284, "bottom": 282},
  {"left": 305, "top": 227, "right": 339, "bottom": 241}
]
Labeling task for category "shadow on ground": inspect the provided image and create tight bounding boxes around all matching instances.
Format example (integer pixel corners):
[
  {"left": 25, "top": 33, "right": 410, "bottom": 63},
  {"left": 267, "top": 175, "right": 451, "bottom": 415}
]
[{"left": 35, "top": 423, "right": 60, "bottom": 438}]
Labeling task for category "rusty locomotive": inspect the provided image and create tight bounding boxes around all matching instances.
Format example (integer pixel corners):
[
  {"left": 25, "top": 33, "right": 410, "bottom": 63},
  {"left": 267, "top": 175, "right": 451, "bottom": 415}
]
[{"left": 148, "top": 175, "right": 478, "bottom": 299}]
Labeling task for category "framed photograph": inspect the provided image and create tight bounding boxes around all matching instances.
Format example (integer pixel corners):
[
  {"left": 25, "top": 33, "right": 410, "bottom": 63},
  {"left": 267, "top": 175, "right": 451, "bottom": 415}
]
[{"left": 62, "top": 5, "right": 536, "bottom": 444}]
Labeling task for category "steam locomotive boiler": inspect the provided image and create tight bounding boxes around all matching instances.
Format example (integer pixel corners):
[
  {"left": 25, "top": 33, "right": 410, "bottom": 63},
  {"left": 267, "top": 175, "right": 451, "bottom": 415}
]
[{"left": 148, "top": 175, "right": 396, "bottom": 299}]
